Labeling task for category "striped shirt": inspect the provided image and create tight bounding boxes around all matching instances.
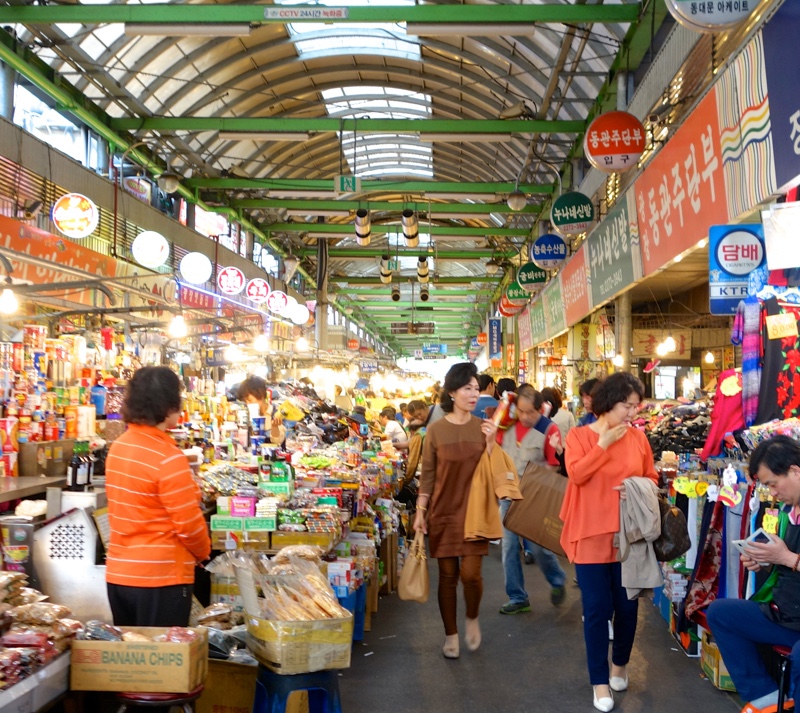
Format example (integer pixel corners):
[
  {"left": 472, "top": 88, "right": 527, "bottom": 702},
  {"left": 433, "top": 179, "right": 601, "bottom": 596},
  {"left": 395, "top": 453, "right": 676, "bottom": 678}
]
[{"left": 105, "top": 424, "right": 211, "bottom": 588}]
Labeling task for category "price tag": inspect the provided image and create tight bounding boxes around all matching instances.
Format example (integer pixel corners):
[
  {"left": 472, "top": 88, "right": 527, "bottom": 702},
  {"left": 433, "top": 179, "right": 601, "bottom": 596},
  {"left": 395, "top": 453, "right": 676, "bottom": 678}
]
[
  {"left": 766, "top": 312, "right": 799, "bottom": 340},
  {"left": 673, "top": 476, "right": 692, "bottom": 495},
  {"left": 763, "top": 508, "right": 780, "bottom": 535},
  {"left": 695, "top": 481, "right": 708, "bottom": 497}
]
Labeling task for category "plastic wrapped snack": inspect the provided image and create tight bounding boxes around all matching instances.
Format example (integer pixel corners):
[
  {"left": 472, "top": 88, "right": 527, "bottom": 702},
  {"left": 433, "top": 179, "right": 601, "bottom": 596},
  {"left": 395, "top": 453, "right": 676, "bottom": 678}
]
[
  {"left": 9, "top": 603, "right": 71, "bottom": 625},
  {"left": 8, "top": 588, "right": 48, "bottom": 607},
  {"left": 165, "top": 627, "right": 198, "bottom": 643},
  {"left": 197, "top": 603, "right": 232, "bottom": 625},
  {"left": 79, "top": 620, "right": 123, "bottom": 642},
  {"left": 122, "top": 631, "right": 153, "bottom": 642},
  {"left": 0, "top": 574, "right": 27, "bottom": 590},
  {"left": 272, "top": 545, "right": 322, "bottom": 565},
  {"left": 58, "top": 619, "right": 84, "bottom": 636}
]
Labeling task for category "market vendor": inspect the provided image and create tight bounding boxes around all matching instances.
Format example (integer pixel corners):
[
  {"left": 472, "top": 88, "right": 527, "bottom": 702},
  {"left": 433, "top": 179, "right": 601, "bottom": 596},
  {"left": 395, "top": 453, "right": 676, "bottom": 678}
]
[
  {"left": 105, "top": 366, "right": 211, "bottom": 627},
  {"left": 707, "top": 435, "right": 800, "bottom": 713},
  {"left": 238, "top": 375, "right": 286, "bottom": 445},
  {"left": 379, "top": 406, "right": 409, "bottom": 450}
]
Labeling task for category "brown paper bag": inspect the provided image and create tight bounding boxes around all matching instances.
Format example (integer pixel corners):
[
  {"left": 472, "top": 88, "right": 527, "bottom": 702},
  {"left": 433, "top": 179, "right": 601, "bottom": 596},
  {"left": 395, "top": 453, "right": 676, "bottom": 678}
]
[
  {"left": 398, "top": 529, "right": 429, "bottom": 603},
  {"left": 502, "top": 463, "right": 567, "bottom": 557}
]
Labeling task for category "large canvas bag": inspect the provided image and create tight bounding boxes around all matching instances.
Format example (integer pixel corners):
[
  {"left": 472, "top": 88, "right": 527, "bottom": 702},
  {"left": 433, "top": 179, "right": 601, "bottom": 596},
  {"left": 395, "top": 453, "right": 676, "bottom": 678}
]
[
  {"left": 398, "top": 529, "right": 429, "bottom": 603},
  {"left": 502, "top": 463, "right": 567, "bottom": 557}
]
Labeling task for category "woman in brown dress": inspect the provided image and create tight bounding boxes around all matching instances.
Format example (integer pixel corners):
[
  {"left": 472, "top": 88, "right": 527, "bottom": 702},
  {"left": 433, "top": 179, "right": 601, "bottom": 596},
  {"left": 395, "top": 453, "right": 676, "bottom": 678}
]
[{"left": 414, "top": 362, "right": 498, "bottom": 659}]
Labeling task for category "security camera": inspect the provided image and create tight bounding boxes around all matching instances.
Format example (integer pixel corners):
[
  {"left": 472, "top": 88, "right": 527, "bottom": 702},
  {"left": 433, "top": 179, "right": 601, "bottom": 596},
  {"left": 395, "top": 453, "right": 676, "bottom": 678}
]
[
  {"left": 499, "top": 102, "right": 529, "bottom": 120},
  {"left": 19, "top": 200, "right": 42, "bottom": 220},
  {"left": 647, "top": 104, "right": 673, "bottom": 125}
]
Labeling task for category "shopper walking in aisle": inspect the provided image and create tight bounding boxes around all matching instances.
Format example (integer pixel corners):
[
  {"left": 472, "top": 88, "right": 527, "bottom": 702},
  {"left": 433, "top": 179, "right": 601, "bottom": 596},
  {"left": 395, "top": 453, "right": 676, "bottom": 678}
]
[
  {"left": 498, "top": 385, "right": 567, "bottom": 613},
  {"left": 561, "top": 372, "right": 658, "bottom": 712},
  {"left": 415, "top": 362, "right": 498, "bottom": 659},
  {"left": 472, "top": 374, "right": 499, "bottom": 419},
  {"left": 105, "top": 366, "right": 211, "bottom": 627},
  {"left": 542, "top": 386, "right": 576, "bottom": 444},
  {"left": 578, "top": 378, "right": 601, "bottom": 426},
  {"left": 707, "top": 435, "right": 800, "bottom": 713}
]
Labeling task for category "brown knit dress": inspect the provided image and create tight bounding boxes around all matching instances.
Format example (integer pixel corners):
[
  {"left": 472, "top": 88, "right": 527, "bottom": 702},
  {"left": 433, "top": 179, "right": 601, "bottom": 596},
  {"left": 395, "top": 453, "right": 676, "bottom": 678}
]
[{"left": 419, "top": 416, "right": 489, "bottom": 559}]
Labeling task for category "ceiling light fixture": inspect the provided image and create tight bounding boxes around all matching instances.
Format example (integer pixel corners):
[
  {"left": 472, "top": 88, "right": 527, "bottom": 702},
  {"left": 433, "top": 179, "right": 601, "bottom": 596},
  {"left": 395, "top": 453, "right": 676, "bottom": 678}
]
[
  {"left": 705, "top": 350, "right": 715, "bottom": 364},
  {"left": 401, "top": 209, "right": 420, "bottom": 248},
  {"left": 156, "top": 172, "right": 181, "bottom": 194},
  {"left": 218, "top": 131, "right": 310, "bottom": 142},
  {"left": 0, "top": 287, "right": 18, "bottom": 315},
  {"left": 283, "top": 254, "right": 300, "bottom": 283},
  {"left": 125, "top": 23, "right": 252, "bottom": 37},
  {"left": 169, "top": 314, "right": 188, "bottom": 338},
  {"left": 612, "top": 354, "right": 624, "bottom": 367},
  {"left": 485, "top": 258, "right": 501, "bottom": 276},
  {"left": 419, "top": 284, "right": 430, "bottom": 302},
  {"left": 253, "top": 334, "right": 269, "bottom": 352},
  {"left": 417, "top": 257, "right": 429, "bottom": 284},
  {"left": 419, "top": 134, "right": 514, "bottom": 143},
  {"left": 379, "top": 255, "right": 393, "bottom": 284},
  {"left": 355, "top": 208, "right": 371, "bottom": 247},
  {"left": 406, "top": 23, "right": 537, "bottom": 37},
  {"left": 391, "top": 286, "right": 401, "bottom": 302},
  {"left": 507, "top": 189, "right": 528, "bottom": 211},
  {"left": 664, "top": 335, "right": 677, "bottom": 352},
  {"left": 295, "top": 336, "right": 310, "bottom": 353}
]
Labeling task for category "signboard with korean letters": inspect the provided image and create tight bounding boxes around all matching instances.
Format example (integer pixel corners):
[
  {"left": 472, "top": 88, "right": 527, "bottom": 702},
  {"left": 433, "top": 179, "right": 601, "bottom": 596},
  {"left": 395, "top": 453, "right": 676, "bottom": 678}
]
[
  {"left": 586, "top": 192, "right": 642, "bottom": 307},
  {"left": 541, "top": 274, "right": 566, "bottom": 338},
  {"left": 632, "top": 329, "right": 693, "bottom": 360},
  {"left": 560, "top": 243, "right": 592, "bottom": 327},
  {"left": 530, "top": 233, "right": 567, "bottom": 271},
  {"left": 583, "top": 111, "right": 646, "bottom": 173},
  {"left": 708, "top": 224, "right": 765, "bottom": 314}
]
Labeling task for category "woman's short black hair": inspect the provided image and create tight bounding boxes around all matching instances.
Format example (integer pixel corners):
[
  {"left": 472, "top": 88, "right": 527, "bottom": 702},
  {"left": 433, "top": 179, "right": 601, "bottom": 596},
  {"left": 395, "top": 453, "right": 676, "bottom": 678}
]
[
  {"left": 380, "top": 406, "right": 397, "bottom": 419},
  {"left": 749, "top": 435, "right": 800, "bottom": 479},
  {"left": 541, "top": 387, "right": 563, "bottom": 416},
  {"left": 579, "top": 378, "right": 601, "bottom": 397},
  {"left": 121, "top": 366, "right": 182, "bottom": 426},
  {"left": 496, "top": 378, "right": 517, "bottom": 398},
  {"left": 591, "top": 372, "right": 644, "bottom": 416},
  {"left": 238, "top": 376, "right": 268, "bottom": 402},
  {"left": 477, "top": 374, "right": 495, "bottom": 392},
  {"left": 440, "top": 362, "right": 479, "bottom": 413}
]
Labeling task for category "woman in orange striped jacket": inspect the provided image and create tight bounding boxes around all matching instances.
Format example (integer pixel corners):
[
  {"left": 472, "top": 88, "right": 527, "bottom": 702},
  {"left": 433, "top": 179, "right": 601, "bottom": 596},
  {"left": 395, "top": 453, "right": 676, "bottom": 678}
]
[{"left": 105, "top": 366, "right": 211, "bottom": 627}]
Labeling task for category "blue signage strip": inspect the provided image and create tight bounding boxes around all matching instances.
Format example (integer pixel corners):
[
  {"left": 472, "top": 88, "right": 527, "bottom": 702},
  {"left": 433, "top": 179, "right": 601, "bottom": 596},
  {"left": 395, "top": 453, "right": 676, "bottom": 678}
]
[
  {"left": 708, "top": 224, "right": 765, "bottom": 315},
  {"left": 489, "top": 319, "right": 502, "bottom": 362}
]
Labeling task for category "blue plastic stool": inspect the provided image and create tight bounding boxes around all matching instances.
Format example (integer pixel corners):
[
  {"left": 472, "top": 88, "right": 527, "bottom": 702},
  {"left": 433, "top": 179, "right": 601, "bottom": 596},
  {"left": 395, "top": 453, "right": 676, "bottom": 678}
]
[{"left": 253, "top": 666, "right": 342, "bottom": 713}]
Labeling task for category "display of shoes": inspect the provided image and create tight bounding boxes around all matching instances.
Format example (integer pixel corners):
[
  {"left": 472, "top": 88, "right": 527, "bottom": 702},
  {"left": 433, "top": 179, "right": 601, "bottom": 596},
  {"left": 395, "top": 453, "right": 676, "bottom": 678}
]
[
  {"left": 551, "top": 586, "right": 566, "bottom": 606},
  {"left": 592, "top": 687, "right": 614, "bottom": 712},
  {"left": 499, "top": 601, "right": 531, "bottom": 614}
]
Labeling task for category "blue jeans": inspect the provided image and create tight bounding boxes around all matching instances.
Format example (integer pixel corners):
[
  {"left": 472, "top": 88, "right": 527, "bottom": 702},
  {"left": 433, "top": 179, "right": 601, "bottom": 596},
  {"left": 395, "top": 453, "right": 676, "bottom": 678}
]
[
  {"left": 707, "top": 598, "right": 800, "bottom": 702},
  {"left": 575, "top": 562, "right": 639, "bottom": 685},
  {"left": 499, "top": 499, "right": 566, "bottom": 604}
]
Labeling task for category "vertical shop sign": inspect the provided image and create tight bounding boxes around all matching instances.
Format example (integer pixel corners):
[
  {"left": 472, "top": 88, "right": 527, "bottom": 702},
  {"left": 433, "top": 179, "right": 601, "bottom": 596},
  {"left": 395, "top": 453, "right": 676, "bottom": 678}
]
[
  {"left": 518, "top": 358, "right": 528, "bottom": 385},
  {"left": 489, "top": 319, "right": 502, "bottom": 368},
  {"left": 586, "top": 192, "right": 642, "bottom": 307},
  {"left": 568, "top": 324, "right": 597, "bottom": 361},
  {"left": 762, "top": 2, "right": 800, "bottom": 191},
  {"left": 708, "top": 224, "right": 765, "bottom": 314},
  {"left": 518, "top": 306, "right": 533, "bottom": 352},
  {"left": 506, "top": 343, "right": 515, "bottom": 374},
  {"left": 560, "top": 243, "right": 592, "bottom": 326},
  {"left": 542, "top": 274, "right": 566, "bottom": 338},
  {"left": 529, "top": 300, "right": 547, "bottom": 347},
  {"left": 635, "top": 88, "right": 728, "bottom": 276}
]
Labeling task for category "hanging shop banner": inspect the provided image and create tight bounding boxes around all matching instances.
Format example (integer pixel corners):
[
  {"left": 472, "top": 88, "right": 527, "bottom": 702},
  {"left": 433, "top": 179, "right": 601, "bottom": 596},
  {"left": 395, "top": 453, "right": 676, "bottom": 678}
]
[
  {"left": 500, "top": 294, "right": 525, "bottom": 313},
  {"left": 517, "top": 262, "right": 548, "bottom": 293},
  {"left": 179, "top": 284, "right": 219, "bottom": 312},
  {"left": 518, "top": 306, "right": 533, "bottom": 353},
  {"left": 665, "top": 0, "right": 753, "bottom": 32},
  {"left": 489, "top": 319, "right": 502, "bottom": 366},
  {"left": 586, "top": 191, "right": 642, "bottom": 307},
  {"left": 584, "top": 111, "right": 646, "bottom": 173},
  {"left": 708, "top": 224, "right": 765, "bottom": 315},
  {"left": 542, "top": 274, "right": 566, "bottom": 338},
  {"left": 531, "top": 233, "right": 567, "bottom": 271},
  {"left": 635, "top": 87, "right": 729, "bottom": 276},
  {"left": 423, "top": 343, "right": 447, "bottom": 354},
  {"left": 245, "top": 278, "right": 271, "bottom": 304},
  {"left": 506, "top": 343, "right": 515, "bottom": 374},
  {"left": 51, "top": 193, "right": 99, "bottom": 240},
  {"left": 530, "top": 299, "right": 547, "bottom": 347},
  {"left": 551, "top": 192, "right": 595, "bottom": 236},
  {"left": 506, "top": 280, "right": 529, "bottom": 305},
  {"left": 360, "top": 360, "right": 378, "bottom": 373},
  {"left": 347, "top": 339, "right": 359, "bottom": 350},
  {"left": 632, "top": 329, "right": 693, "bottom": 360},
  {"left": 568, "top": 324, "right": 599, "bottom": 362},
  {"left": 762, "top": 203, "right": 800, "bottom": 271},
  {"left": 560, "top": 243, "right": 591, "bottom": 327},
  {"left": 266, "top": 290, "right": 289, "bottom": 314},
  {"left": 217, "top": 266, "right": 246, "bottom": 295},
  {"left": 123, "top": 176, "right": 153, "bottom": 204},
  {"left": 762, "top": 2, "right": 800, "bottom": 192},
  {"left": 470, "top": 337, "right": 481, "bottom": 350},
  {"left": 476, "top": 332, "right": 488, "bottom": 346}
]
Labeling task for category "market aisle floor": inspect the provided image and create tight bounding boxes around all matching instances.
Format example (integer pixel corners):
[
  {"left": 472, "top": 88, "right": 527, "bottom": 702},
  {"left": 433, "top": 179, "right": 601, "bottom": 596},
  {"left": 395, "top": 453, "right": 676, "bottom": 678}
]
[{"left": 339, "top": 544, "right": 742, "bottom": 713}]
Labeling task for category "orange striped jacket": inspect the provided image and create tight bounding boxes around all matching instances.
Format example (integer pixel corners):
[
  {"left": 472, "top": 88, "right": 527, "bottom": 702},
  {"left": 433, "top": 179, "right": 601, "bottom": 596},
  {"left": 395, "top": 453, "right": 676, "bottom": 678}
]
[{"left": 105, "top": 424, "right": 211, "bottom": 588}]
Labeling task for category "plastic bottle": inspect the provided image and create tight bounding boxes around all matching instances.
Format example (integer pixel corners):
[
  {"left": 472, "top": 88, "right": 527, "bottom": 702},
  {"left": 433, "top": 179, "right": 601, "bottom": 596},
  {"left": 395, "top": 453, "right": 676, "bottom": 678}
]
[
  {"left": 90, "top": 380, "right": 107, "bottom": 417},
  {"left": 67, "top": 443, "right": 82, "bottom": 491}
]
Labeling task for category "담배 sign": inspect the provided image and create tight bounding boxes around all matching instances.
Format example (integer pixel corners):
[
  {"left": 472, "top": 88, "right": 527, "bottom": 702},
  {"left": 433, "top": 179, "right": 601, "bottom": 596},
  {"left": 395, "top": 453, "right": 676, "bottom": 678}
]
[
  {"left": 665, "top": 0, "right": 753, "bottom": 32},
  {"left": 551, "top": 192, "right": 595, "bottom": 236},
  {"left": 517, "top": 263, "right": 547, "bottom": 293},
  {"left": 531, "top": 234, "right": 567, "bottom": 271},
  {"left": 709, "top": 224, "right": 764, "bottom": 315},
  {"left": 584, "top": 111, "right": 646, "bottom": 173}
]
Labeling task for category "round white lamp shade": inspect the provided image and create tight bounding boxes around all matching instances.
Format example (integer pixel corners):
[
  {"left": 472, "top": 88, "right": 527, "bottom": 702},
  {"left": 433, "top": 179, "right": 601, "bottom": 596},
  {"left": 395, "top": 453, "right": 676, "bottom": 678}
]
[
  {"left": 180, "top": 252, "right": 213, "bottom": 284},
  {"left": 132, "top": 231, "right": 170, "bottom": 269},
  {"left": 291, "top": 304, "right": 311, "bottom": 325}
]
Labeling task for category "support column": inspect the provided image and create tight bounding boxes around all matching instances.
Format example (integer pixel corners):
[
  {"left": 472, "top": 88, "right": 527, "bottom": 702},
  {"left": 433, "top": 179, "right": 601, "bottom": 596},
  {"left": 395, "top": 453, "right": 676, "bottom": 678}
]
[
  {"left": 0, "top": 60, "right": 15, "bottom": 121},
  {"left": 615, "top": 291, "right": 632, "bottom": 372},
  {"left": 315, "top": 239, "right": 329, "bottom": 351}
]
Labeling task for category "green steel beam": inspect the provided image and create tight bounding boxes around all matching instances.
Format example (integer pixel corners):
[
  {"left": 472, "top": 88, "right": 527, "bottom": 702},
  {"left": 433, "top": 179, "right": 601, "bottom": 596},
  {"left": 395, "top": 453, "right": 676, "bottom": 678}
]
[
  {"left": 349, "top": 302, "right": 477, "bottom": 309},
  {"left": 233, "top": 199, "right": 541, "bottom": 215},
  {"left": 194, "top": 179, "right": 551, "bottom": 194},
  {"left": 111, "top": 117, "right": 583, "bottom": 134},
  {"left": 297, "top": 247, "right": 517, "bottom": 259},
  {"left": 330, "top": 276, "right": 498, "bottom": 284},
  {"left": 272, "top": 223, "right": 527, "bottom": 236},
  {"left": 369, "top": 315, "right": 479, "bottom": 322},
  {"left": 0, "top": 4, "right": 641, "bottom": 25},
  {"left": 345, "top": 289, "right": 491, "bottom": 297}
]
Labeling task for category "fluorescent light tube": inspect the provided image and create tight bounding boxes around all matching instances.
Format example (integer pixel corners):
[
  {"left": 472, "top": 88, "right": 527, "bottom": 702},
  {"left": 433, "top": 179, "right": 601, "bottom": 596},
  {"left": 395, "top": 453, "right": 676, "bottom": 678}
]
[
  {"left": 218, "top": 131, "right": 310, "bottom": 142},
  {"left": 420, "top": 134, "right": 513, "bottom": 143},
  {"left": 125, "top": 23, "right": 252, "bottom": 37},
  {"left": 406, "top": 23, "right": 537, "bottom": 37}
]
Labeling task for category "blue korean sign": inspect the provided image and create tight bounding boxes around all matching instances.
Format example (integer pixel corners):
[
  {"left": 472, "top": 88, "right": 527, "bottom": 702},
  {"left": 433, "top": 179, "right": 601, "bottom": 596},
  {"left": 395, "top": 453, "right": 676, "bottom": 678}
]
[
  {"left": 489, "top": 319, "right": 502, "bottom": 363},
  {"left": 423, "top": 343, "right": 448, "bottom": 354},
  {"left": 470, "top": 337, "right": 481, "bottom": 350},
  {"left": 531, "top": 233, "right": 567, "bottom": 270},
  {"left": 709, "top": 224, "right": 765, "bottom": 315}
]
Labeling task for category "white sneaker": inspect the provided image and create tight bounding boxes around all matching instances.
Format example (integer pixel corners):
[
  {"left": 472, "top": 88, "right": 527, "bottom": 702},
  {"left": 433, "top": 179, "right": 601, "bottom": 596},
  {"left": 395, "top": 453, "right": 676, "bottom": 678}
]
[{"left": 608, "top": 620, "right": 614, "bottom": 640}]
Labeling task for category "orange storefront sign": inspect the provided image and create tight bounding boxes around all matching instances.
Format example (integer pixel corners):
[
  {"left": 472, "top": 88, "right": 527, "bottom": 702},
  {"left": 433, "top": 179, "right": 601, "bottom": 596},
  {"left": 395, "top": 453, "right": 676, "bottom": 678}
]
[{"left": 560, "top": 243, "right": 591, "bottom": 327}]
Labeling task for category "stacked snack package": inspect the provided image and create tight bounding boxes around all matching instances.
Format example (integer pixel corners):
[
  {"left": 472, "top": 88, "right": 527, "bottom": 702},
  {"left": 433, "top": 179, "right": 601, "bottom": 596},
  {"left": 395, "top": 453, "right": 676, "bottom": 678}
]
[
  {"left": 0, "top": 650, "right": 22, "bottom": 689},
  {"left": 78, "top": 622, "right": 198, "bottom": 643},
  {"left": 196, "top": 603, "right": 237, "bottom": 630},
  {"left": 2, "top": 602, "right": 74, "bottom": 667}
]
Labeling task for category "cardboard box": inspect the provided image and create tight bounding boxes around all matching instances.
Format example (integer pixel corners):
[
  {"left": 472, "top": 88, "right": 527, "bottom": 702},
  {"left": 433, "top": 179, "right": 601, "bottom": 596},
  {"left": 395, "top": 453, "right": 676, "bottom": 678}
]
[
  {"left": 246, "top": 613, "right": 353, "bottom": 675},
  {"left": 71, "top": 626, "right": 208, "bottom": 693},
  {"left": 196, "top": 659, "right": 257, "bottom": 713},
  {"left": 0, "top": 674, "right": 36, "bottom": 713},
  {"left": 244, "top": 517, "right": 277, "bottom": 532},
  {"left": 270, "top": 531, "right": 336, "bottom": 551},
  {"left": 701, "top": 630, "right": 736, "bottom": 691},
  {"left": 31, "top": 652, "right": 70, "bottom": 711},
  {"left": 210, "top": 574, "right": 244, "bottom": 612}
]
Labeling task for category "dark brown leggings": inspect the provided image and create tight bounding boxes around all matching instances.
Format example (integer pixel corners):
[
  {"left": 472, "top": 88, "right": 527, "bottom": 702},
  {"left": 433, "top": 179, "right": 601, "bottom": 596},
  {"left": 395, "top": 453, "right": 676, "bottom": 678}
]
[{"left": 437, "top": 555, "right": 483, "bottom": 635}]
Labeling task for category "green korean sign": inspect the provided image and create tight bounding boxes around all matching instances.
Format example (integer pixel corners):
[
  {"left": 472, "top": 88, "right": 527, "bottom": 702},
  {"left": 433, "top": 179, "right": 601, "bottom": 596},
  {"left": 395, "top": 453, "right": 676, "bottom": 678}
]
[
  {"left": 542, "top": 274, "right": 566, "bottom": 336},
  {"left": 506, "top": 280, "right": 529, "bottom": 304},
  {"left": 551, "top": 191, "right": 596, "bottom": 236},
  {"left": 529, "top": 299, "right": 547, "bottom": 346},
  {"left": 517, "top": 262, "right": 548, "bottom": 293}
]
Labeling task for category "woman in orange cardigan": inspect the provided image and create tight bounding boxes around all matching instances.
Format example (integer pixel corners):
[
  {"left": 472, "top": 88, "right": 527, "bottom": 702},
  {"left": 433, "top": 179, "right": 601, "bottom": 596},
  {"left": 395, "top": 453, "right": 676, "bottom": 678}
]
[{"left": 562, "top": 372, "right": 658, "bottom": 713}]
